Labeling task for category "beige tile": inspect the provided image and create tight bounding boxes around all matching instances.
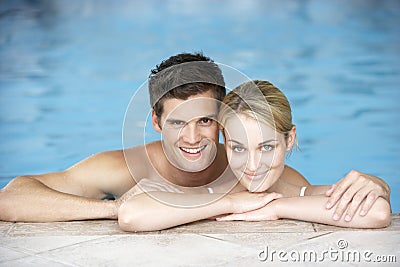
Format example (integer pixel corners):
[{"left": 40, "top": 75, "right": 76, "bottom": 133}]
[
  {"left": 0, "top": 246, "right": 30, "bottom": 263},
  {"left": 274, "top": 231, "right": 399, "bottom": 265},
  {"left": 1, "top": 236, "right": 102, "bottom": 254},
  {"left": 201, "top": 232, "right": 330, "bottom": 250},
  {"left": 8, "top": 220, "right": 127, "bottom": 237},
  {"left": 1, "top": 255, "right": 70, "bottom": 266},
  {"left": 388, "top": 214, "right": 400, "bottom": 230},
  {"left": 33, "top": 234, "right": 264, "bottom": 266},
  {"left": 0, "top": 221, "right": 14, "bottom": 236},
  {"left": 161, "top": 219, "right": 315, "bottom": 234}
]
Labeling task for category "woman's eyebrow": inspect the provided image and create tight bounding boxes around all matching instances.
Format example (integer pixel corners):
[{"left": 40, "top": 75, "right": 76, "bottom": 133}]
[
  {"left": 227, "top": 139, "right": 244, "bottom": 145},
  {"left": 259, "top": 139, "right": 278, "bottom": 146}
]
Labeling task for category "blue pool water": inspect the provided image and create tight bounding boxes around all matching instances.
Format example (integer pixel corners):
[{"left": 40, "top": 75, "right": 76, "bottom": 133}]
[{"left": 0, "top": 0, "right": 399, "bottom": 212}]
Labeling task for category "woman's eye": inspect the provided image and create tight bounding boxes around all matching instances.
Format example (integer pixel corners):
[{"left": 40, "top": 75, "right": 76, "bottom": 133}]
[
  {"left": 232, "top": 146, "right": 244, "bottom": 152},
  {"left": 262, "top": 145, "right": 274, "bottom": 151}
]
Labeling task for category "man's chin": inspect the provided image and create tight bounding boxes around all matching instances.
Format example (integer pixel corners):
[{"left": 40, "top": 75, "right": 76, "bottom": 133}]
[{"left": 175, "top": 160, "right": 213, "bottom": 173}]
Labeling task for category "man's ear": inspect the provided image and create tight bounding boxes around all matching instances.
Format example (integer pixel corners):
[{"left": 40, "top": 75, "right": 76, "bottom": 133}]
[
  {"left": 151, "top": 110, "right": 162, "bottom": 133},
  {"left": 286, "top": 125, "right": 297, "bottom": 151}
]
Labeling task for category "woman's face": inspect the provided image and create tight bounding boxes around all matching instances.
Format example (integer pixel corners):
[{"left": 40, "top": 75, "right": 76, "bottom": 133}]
[{"left": 223, "top": 114, "right": 295, "bottom": 192}]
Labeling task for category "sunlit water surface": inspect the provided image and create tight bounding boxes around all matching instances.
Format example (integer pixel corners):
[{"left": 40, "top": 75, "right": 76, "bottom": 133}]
[{"left": 0, "top": 0, "right": 399, "bottom": 211}]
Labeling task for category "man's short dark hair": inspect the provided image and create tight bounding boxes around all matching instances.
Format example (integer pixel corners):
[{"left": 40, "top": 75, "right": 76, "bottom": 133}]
[{"left": 149, "top": 52, "right": 226, "bottom": 117}]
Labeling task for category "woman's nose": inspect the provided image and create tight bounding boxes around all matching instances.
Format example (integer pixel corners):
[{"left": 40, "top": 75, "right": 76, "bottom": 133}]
[{"left": 246, "top": 151, "right": 261, "bottom": 172}]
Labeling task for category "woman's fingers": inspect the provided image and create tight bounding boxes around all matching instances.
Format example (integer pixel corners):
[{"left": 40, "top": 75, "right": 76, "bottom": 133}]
[
  {"left": 216, "top": 213, "right": 246, "bottom": 221},
  {"left": 261, "top": 192, "right": 282, "bottom": 205},
  {"left": 325, "top": 183, "right": 336, "bottom": 197},
  {"left": 326, "top": 181, "right": 350, "bottom": 210},
  {"left": 359, "top": 191, "right": 379, "bottom": 216},
  {"left": 332, "top": 178, "right": 365, "bottom": 221},
  {"left": 341, "top": 187, "right": 371, "bottom": 221}
]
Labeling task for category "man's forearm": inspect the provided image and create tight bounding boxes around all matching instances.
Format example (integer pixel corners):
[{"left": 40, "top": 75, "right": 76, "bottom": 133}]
[
  {"left": 274, "top": 195, "right": 391, "bottom": 229},
  {"left": 0, "top": 176, "right": 117, "bottom": 222}
]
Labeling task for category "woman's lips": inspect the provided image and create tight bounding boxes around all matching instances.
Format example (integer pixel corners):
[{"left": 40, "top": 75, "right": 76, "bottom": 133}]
[{"left": 243, "top": 171, "right": 268, "bottom": 181}]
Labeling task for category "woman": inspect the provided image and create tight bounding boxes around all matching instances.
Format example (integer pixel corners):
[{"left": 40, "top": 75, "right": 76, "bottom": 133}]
[
  {"left": 216, "top": 80, "right": 391, "bottom": 225},
  {"left": 118, "top": 81, "right": 391, "bottom": 231}
]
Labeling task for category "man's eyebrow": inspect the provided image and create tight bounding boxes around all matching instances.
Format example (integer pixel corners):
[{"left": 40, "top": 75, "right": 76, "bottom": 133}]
[
  {"left": 200, "top": 114, "right": 218, "bottom": 119},
  {"left": 166, "top": 114, "right": 217, "bottom": 122},
  {"left": 165, "top": 118, "right": 185, "bottom": 123}
]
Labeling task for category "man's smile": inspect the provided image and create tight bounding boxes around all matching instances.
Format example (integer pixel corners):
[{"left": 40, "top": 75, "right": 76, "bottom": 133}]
[{"left": 179, "top": 145, "right": 206, "bottom": 155}]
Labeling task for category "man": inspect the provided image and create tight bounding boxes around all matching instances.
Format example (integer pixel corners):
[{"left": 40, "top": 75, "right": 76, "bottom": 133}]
[{"left": 0, "top": 53, "right": 390, "bottom": 226}]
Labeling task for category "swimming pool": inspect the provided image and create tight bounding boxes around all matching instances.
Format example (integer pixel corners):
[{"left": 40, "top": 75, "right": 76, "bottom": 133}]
[{"left": 1, "top": 0, "right": 399, "bottom": 212}]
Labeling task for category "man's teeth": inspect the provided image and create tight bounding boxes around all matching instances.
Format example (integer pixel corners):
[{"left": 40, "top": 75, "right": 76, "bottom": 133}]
[{"left": 180, "top": 146, "right": 205, "bottom": 154}]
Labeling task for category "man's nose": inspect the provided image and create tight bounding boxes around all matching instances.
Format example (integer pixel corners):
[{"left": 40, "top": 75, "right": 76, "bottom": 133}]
[{"left": 180, "top": 122, "right": 201, "bottom": 144}]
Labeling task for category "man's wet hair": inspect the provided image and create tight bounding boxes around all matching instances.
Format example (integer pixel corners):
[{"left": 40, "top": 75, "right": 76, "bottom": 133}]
[{"left": 149, "top": 52, "right": 226, "bottom": 117}]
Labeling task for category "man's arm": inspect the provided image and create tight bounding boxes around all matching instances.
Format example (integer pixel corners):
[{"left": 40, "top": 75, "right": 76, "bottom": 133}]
[{"left": 0, "top": 150, "right": 134, "bottom": 222}]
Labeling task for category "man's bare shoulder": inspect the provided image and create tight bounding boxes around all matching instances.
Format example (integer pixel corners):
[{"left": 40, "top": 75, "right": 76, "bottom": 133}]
[{"left": 69, "top": 149, "right": 126, "bottom": 171}]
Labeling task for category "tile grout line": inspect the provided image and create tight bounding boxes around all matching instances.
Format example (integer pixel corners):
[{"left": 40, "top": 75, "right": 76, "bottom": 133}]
[
  {"left": 306, "top": 231, "right": 333, "bottom": 241},
  {"left": 5, "top": 223, "right": 16, "bottom": 236},
  {"left": 312, "top": 223, "right": 317, "bottom": 232},
  {"left": 40, "top": 235, "right": 114, "bottom": 253}
]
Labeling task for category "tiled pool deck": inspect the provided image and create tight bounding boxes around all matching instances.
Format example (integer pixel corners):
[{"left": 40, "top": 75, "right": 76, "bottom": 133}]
[{"left": 0, "top": 215, "right": 399, "bottom": 266}]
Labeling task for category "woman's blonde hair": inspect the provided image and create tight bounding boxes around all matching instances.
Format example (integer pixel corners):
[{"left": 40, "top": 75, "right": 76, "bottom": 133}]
[{"left": 219, "top": 80, "right": 295, "bottom": 143}]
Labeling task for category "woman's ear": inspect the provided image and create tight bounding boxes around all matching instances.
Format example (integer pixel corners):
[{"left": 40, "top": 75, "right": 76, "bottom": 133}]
[
  {"left": 286, "top": 125, "right": 297, "bottom": 151},
  {"left": 151, "top": 110, "right": 162, "bottom": 133}
]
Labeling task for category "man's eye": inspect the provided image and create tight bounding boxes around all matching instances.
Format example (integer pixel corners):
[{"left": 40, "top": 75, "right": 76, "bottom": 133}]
[
  {"left": 170, "top": 121, "right": 185, "bottom": 126},
  {"left": 200, "top": 118, "right": 212, "bottom": 124},
  {"left": 232, "top": 146, "right": 244, "bottom": 153}
]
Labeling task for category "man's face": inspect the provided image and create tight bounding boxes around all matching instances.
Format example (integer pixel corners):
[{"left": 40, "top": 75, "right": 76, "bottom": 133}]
[{"left": 153, "top": 90, "right": 220, "bottom": 172}]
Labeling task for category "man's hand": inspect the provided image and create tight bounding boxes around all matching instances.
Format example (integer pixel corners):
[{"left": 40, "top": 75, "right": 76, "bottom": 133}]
[
  {"left": 325, "top": 170, "right": 391, "bottom": 221},
  {"left": 226, "top": 191, "right": 282, "bottom": 215}
]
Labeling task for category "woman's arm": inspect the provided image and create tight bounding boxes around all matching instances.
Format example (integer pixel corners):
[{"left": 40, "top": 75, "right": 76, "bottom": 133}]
[
  {"left": 275, "top": 195, "right": 391, "bottom": 228},
  {"left": 118, "top": 191, "right": 281, "bottom": 232},
  {"left": 280, "top": 171, "right": 391, "bottom": 222},
  {"left": 217, "top": 195, "right": 391, "bottom": 229}
]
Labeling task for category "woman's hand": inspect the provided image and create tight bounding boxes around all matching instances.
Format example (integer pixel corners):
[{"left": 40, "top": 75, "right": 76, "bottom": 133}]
[
  {"left": 217, "top": 192, "right": 281, "bottom": 221},
  {"left": 216, "top": 200, "right": 279, "bottom": 221},
  {"left": 227, "top": 191, "right": 282, "bottom": 214},
  {"left": 325, "top": 170, "right": 391, "bottom": 221},
  {"left": 115, "top": 178, "right": 182, "bottom": 211}
]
